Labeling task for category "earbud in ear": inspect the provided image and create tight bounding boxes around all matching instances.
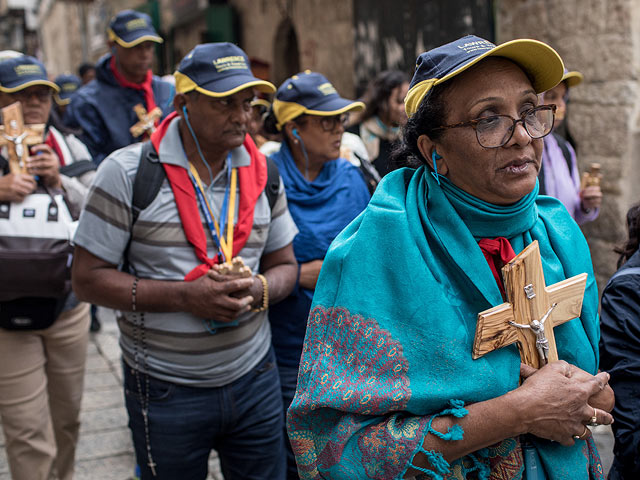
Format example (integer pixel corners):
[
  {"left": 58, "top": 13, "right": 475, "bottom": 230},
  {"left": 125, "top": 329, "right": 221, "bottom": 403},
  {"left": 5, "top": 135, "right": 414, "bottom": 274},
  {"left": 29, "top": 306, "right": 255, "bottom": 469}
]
[
  {"left": 292, "top": 128, "right": 300, "bottom": 139},
  {"left": 182, "top": 105, "right": 189, "bottom": 119}
]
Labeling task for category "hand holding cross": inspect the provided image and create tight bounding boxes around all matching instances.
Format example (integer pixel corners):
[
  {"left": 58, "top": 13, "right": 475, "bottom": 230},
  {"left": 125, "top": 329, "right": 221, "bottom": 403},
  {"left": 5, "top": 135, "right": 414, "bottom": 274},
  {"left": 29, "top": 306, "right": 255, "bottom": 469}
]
[
  {"left": 473, "top": 240, "right": 587, "bottom": 369},
  {"left": 0, "top": 102, "right": 45, "bottom": 174}
]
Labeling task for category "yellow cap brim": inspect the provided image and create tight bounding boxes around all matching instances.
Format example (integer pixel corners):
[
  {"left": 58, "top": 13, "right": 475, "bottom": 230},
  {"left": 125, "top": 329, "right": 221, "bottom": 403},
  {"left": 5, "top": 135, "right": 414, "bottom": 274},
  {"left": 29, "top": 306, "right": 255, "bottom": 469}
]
[
  {"left": 251, "top": 98, "right": 271, "bottom": 109},
  {"left": 0, "top": 80, "right": 59, "bottom": 93},
  {"left": 562, "top": 70, "right": 583, "bottom": 88},
  {"left": 108, "top": 28, "right": 163, "bottom": 48},
  {"left": 405, "top": 38, "right": 565, "bottom": 117},
  {"left": 272, "top": 99, "right": 365, "bottom": 130},
  {"left": 174, "top": 71, "right": 275, "bottom": 96},
  {"left": 53, "top": 94, "right": 71, "bottom": 106}
]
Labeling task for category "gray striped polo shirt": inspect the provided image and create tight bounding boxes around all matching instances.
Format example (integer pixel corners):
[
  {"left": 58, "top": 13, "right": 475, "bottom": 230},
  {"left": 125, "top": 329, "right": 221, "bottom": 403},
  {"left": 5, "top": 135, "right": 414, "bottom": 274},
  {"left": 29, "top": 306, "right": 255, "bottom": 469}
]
[{"left": 73, "top": 117, "right": 298, "bottom": 387}]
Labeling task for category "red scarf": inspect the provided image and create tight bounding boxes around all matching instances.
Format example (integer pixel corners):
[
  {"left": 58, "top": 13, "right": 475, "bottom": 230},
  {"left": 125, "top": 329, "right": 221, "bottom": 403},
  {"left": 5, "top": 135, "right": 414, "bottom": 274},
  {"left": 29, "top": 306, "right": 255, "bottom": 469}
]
[
  {"left": 109, "top": 56, "right": 158, "bottom": 127},
  {"left": 478, "top": 237, "right": 516, "bottom": 298},
  {"left": 45, "top": 131, "right": 66, "bottom": 167},
  {"left": 150, "top": 112, "right": 268, "bottom": 281}
]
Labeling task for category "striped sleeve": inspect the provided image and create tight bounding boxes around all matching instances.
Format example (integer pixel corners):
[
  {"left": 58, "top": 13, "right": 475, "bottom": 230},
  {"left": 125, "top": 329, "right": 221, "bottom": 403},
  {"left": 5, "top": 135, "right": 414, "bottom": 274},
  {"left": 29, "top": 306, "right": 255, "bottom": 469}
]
[
  {"left": 264, "top": 176, "right": 298, "bottom": 254},
  {"left": 73, "top": 148, "right": 138, "bottom": 265}
]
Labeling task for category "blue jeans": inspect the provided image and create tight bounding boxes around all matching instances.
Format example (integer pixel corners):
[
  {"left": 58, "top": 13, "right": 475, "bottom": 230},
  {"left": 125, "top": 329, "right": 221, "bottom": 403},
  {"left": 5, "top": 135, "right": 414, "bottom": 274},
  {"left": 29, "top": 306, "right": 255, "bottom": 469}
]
[
  {"left": 123, "top": 347, "right": 286, "bottom": 480},
  {"left": 278, "top": 363, "right": 301, "bottom": 480}
]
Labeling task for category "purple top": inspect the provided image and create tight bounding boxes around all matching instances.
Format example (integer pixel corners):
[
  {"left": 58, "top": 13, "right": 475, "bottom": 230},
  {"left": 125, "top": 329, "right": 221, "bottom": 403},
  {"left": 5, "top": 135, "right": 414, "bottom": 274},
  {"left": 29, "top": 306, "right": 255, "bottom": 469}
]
[{"left": 541, "top": 134, "right": 599, "bottom": 224}]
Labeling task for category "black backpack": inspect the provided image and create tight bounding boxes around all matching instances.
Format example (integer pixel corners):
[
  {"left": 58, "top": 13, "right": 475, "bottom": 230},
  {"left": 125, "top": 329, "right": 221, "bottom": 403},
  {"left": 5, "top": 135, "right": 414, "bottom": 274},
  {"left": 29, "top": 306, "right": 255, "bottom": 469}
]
[{"left": 130, "top": 141, "right": 281, "bottom": 225}]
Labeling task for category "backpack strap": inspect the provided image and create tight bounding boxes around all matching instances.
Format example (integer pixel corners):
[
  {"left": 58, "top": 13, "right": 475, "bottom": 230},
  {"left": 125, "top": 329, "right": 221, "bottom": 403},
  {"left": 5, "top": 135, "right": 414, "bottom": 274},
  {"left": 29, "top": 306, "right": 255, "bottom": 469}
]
[
  {"left": 552, "top": 132, "right": 574, "bottom": 177},
  {"left": 122, "top": 141, "right": 165, "bottom": 273},
  {"left": 131, "top": 141, "right": 165, "bottom": 225},
  {"left": 265, "top": 155, "right": 280, "bottom": 211},
  {"left": 59, "top": 159, "right": 96, "bottom": 178}
]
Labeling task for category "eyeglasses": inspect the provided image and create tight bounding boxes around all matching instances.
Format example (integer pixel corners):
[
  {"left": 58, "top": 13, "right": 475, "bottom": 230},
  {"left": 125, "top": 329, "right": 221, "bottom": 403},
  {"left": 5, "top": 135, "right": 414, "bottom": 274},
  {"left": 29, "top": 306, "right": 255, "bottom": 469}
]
[
  {"left": 313, "top": 114, "right": 349, "bottom": 132},
  {"left": 10, "top": 87, "right": 52, "bottom": 103},
  {"left": 432, "top": 104, "right": 557, "bottom": 148}
]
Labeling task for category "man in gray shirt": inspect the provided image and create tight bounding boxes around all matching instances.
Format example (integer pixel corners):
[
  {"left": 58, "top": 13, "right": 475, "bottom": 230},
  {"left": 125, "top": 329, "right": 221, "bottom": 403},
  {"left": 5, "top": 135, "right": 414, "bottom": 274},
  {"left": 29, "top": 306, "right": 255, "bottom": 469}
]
[{"left": 72, "top": 43, "right": 298, "bottom": 480}]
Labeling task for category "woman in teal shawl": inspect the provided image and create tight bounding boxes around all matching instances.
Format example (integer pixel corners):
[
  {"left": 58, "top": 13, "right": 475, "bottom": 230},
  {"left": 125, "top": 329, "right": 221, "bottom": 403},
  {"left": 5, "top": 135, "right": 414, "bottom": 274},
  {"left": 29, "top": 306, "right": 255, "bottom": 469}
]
[{"left": 287, "top": 35, "right": 615, "bottom": 480}]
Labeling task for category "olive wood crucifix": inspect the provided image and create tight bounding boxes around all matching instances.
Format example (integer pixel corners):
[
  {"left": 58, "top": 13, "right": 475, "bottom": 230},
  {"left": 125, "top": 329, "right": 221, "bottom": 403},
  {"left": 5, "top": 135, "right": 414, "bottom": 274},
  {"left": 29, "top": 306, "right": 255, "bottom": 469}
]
[
  {"left": 472, "top": 240, "right": 588, "bottom": 369},
  {"left": 130, "top": 103, "right": 162, "bottom": 139},
  {"left": 0, "top": 102, "right": 45, "bottom": 174}
]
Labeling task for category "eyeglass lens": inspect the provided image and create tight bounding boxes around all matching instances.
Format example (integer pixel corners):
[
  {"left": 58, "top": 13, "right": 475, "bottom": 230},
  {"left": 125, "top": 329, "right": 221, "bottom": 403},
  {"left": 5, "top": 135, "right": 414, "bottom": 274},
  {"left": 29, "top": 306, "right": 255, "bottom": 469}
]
[
  {"left": 320, "top": 114, "right": 348, "bottom": 131},
  {"left": 476, "top": 107, "right": 554, "bottom": 148},
  {"left": 12, "top": 88, "right": 51, "bottom": 102}
]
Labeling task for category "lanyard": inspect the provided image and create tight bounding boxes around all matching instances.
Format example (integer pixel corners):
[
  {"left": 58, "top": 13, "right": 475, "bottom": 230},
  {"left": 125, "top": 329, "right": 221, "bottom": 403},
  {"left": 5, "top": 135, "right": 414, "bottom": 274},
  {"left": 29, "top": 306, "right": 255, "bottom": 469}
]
[{"left": 187, "top": 154, "right": 237, "bottom": 263}]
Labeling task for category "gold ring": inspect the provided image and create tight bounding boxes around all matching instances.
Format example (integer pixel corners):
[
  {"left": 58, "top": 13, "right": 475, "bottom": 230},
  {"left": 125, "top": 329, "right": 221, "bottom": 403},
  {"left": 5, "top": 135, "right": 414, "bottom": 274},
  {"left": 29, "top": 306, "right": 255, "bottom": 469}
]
[
  {"left": 573, "top": 426, "right": 589, "bottom": 440},
  {"left": 589, "top": 406, "right": 598, "bottom": 426}
]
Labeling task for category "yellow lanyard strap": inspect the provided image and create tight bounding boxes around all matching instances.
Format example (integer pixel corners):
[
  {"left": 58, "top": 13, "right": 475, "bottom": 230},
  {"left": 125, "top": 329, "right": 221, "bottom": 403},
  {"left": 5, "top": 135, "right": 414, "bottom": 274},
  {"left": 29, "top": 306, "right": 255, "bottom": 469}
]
[{"left": 188, "top": 162, "right": 237, "bottom": 262}]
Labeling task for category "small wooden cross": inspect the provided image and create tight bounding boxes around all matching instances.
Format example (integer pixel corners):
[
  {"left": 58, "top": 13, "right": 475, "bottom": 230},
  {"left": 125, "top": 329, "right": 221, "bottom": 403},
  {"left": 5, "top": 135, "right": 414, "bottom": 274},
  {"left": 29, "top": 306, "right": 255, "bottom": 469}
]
[
  {"left": 130, "top": 103, "right": 162, "bottom": 138},
  {"left": 472, "top": 240, "right": 588, "bottom": 369},
  {"left": 580, "top": 163, "right": 602, "bottom": 190},
  {"left": 217, "top": 256, "right": 252, "bottom": 278},
  {"left": 0, "top": 102, "right": 45, "bottom": 174}
]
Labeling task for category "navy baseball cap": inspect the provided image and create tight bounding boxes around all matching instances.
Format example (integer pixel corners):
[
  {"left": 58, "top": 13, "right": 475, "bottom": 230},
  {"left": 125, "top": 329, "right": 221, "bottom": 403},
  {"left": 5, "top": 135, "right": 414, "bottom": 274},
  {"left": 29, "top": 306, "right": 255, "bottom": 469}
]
[
  {"left": 0, "top": 55, "right": 58, "bottom": 93},
  {"left": 107, "top": 10, "right": 162, "bottom": 48},
  {"left": 53, "top": 74, "right": 81, "bottom": 105},
  {"left": 272, "top": 70, "right": 365, "bottom": 130},
  {"left": 174, "top": 43, "right": 275, "bottom": 97},
  {"left": 405, "top": 35, "right": 564, "bottom": 117}
]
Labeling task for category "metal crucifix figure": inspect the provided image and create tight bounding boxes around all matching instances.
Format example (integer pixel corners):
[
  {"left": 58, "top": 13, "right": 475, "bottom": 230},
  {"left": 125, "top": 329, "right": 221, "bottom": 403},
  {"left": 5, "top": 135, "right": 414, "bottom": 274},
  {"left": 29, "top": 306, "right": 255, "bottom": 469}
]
[{"left": 509, "top": 302, "right": 558, "bottom": 365}]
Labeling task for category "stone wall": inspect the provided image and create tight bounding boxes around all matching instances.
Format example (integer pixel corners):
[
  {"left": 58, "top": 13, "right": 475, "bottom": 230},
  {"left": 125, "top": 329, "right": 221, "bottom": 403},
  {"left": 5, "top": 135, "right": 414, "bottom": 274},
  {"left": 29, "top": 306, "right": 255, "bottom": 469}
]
[
  {"left": 38, "top": 1, "right": 82, "bottom": 76},
  {"left": 229, "top": 0, "right": 356, "bottom": 97},
  {"left": 497, "top": 0, "right": 639, "bottom": 289}
]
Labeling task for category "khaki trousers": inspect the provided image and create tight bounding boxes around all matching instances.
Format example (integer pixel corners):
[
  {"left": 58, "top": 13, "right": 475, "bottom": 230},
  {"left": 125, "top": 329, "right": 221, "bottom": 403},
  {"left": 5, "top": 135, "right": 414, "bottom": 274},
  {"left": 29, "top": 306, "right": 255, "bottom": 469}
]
[{"left": 0, "top": 302, "right": 90, "bottom": 480}]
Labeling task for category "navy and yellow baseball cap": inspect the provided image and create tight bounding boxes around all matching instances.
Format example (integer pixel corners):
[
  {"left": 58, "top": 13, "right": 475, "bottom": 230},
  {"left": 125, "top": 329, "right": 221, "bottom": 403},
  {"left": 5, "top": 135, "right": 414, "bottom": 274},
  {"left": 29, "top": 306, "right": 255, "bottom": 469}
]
[
  {"left": 562, "top": 69, "right": 583, "bottom": 88},
  {"left": 405, "top": 35, "right": 564, "bottom": 117},
  {"left": 174, "top": 43, "right": 275, "bottom": 97},
  {"left": 272, "top": 70, "right": 365, "bottom": 130},
  {"left": 53, "top": 74, "right": 81, "bottom": 105},
  {"left": 0, "top": 55, "right": 58, "bottom": 93},
  {"left": 107, "top": 10, "right": 162, "bottom": 48}
]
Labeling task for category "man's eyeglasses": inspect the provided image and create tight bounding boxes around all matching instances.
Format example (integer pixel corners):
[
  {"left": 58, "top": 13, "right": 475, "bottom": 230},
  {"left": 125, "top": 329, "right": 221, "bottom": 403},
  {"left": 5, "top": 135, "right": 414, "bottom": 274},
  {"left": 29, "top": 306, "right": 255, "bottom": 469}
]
[
  {"left": 432, "top": 105, "right": 557, "bottom": 148},
  {"left": 10, "top": 87, "right": 52, "bottom": 104}
]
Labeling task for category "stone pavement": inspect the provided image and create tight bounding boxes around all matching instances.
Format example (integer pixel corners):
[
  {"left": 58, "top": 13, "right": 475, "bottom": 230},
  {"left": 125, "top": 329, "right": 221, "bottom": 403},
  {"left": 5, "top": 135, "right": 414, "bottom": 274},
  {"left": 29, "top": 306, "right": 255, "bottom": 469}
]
[{"left": 0, "top": 307, "right": 616, "bottom": 478}]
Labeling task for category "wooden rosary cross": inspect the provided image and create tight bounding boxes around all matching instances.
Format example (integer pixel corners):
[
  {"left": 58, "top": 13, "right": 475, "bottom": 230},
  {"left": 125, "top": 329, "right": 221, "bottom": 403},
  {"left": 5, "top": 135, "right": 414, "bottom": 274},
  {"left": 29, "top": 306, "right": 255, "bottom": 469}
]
[
  {"left": 472, "top": 241, "right": 587, "bottom": 368},
  {"left": 129, "top": 103, "right": 162, "bottom": 138},
  {"left": 0, "top": 102, "right": 45, "bottom": 174}
]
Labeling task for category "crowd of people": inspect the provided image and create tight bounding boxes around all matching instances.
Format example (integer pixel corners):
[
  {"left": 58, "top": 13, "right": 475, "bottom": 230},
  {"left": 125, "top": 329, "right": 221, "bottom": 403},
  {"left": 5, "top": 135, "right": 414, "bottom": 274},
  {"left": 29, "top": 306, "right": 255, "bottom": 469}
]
[{"left": 0, "top": 7, "right": 636, "bottom": 480}]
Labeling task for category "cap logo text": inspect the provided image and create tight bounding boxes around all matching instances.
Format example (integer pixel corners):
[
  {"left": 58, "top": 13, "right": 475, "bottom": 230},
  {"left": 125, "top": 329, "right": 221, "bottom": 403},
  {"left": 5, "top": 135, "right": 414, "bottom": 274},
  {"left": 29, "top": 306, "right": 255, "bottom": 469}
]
[
  {"left": 14, "top": 65, "right": 43, "bottom": 76},
  {"left": 126, "top": 18, "right": 149, "bottom": 31},
  {"left": 457, "top": 39, "right": 495, "bottom": 54},
  {"left": 318, "top": 82, "right": 337, "bottom": 96},
  {"left": 213, "top": 55, "right": 248, "bottom": 72}
]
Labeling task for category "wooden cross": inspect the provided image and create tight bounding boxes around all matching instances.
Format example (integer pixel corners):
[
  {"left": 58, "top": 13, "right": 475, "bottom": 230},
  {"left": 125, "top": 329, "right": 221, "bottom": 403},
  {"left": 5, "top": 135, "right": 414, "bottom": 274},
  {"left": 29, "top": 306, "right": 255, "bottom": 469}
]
[
  {"left": 580, "top": 163, "right": 602, "bottom": 190},
  {"left": 472, "top": 240, "right": 588, "bottom": 369},
  {"left": 0, "top": 102, "right": 45, "bottom": 174},
  {"left": 217, "top": 256, "right": 252, "bottom": 278},
  {"left": 129, "top": 103, "right": 162, "bottom": 138}
]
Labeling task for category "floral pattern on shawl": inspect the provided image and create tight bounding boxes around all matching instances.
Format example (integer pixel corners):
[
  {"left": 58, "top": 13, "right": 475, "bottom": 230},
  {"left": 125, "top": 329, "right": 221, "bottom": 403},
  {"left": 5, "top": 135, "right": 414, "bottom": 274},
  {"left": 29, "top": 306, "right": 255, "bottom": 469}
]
[{"left": 288, "top": 306, "right": 432, "bottom": 480}]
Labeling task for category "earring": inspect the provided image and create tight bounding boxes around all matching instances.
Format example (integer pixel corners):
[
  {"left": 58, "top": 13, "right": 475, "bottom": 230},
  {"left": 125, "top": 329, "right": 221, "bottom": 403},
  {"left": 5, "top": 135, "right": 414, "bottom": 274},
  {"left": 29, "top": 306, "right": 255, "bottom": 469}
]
[{"left": 431, "top": 150, "right": 442, "bottom": 185}]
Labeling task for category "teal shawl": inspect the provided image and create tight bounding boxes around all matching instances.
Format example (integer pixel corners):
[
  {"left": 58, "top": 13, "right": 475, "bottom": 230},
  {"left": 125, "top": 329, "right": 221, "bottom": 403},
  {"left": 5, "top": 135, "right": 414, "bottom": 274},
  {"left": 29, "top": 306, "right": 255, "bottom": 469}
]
[{"left": 287, "top": 166, "right": 603, "bottom": 480}]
